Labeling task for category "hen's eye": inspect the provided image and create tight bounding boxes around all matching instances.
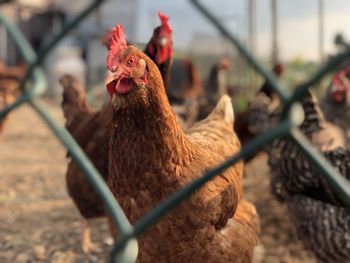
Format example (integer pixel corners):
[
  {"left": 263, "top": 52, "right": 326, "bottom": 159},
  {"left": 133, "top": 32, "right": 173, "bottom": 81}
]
[{"left": 127, "top": 56, "right": 138, "bottom": 66}]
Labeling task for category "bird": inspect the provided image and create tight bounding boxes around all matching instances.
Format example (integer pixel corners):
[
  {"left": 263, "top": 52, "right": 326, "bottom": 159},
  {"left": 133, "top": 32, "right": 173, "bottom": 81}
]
[
  {"left": 230, "top": 64, "right": 284, "bottom": 162},
  {"left": 103, "top": 12, "right": 203, "bottom": 128},
  {"left": 205, "top": 57, "right": 232, "bottom": 102},
  {"left": 105, "top": 24, "right": 260, "bottom": 262},
  {"left": 259, "top": 63, "right": 284, "bottom": 104},
  {"left": 234, "top": 63, "right": 284, "bottom": 148},
  {"left": 102, "top": 11, "right": 173, "bottom": 90},
  {"left": 196, "top": 57, "right": 232, "bottom": 122},
  {"left": 234, "top": 90, "right": 277, "bottom": 151},
  {"left": 266, "top": 90, "right": 350, "bottom": 262},
  {"left": 168, "top": 58, "right": 204, "bottom": 127},
  {"left": 272, "top": 91, "right": 346, "bottom": 203},
  {"left": 0, "top": 61, "right": 25, "bottom": 135},
  {"left": 60, "top": 75, "right": 111, "bottom": 253},
  {"left": 60, "top": 11, "right": 175, "bottom": 254},
  {"left": 287, "top": 195, "right": 350, "bottom": 263},
  {"left": 321, "top": 64, "right": 350, "bottom": 144},
  {"left": 144, "top": 11, "right": 173, "bottom": 89}
]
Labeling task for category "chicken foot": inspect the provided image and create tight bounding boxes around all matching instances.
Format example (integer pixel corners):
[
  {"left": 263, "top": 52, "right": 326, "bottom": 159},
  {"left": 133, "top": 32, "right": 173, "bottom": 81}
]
[{"left": 81, "top": 219, "right": 102, "bottom": 254}]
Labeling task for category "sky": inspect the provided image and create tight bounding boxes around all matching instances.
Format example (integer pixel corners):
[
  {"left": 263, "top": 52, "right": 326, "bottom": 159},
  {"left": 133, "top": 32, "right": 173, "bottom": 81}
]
[{"left": 135, "top": 0, "right": 350, "bottom": 62}]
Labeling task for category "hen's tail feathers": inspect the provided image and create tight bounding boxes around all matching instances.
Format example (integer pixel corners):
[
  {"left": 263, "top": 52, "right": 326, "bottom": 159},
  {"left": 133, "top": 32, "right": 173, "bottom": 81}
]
[
  {"left": 60, "top": 74, "right": 93, "bottom": 128},
  {"left": 208, "top": 95, "right": 234, "bottom": 125}
]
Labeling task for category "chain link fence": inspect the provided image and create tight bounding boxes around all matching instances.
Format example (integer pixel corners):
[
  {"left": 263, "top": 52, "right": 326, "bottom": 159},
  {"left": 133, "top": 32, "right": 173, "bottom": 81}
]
[{"left": 1, "top": 0, "right": 350, "bottom": 262}]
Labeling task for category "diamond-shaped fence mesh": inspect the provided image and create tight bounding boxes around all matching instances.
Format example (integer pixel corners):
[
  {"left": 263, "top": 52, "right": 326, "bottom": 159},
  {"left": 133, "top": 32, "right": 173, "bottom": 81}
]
[{"left": 1, "top": 0, "right": 350, "bottom": 262}]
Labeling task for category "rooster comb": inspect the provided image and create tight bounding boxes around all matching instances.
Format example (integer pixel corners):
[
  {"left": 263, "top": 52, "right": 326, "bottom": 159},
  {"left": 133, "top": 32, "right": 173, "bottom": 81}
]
[
  {"left": 107, "top": 25, "right": 127, "bottom": 70},
  {"left": 157, "top": 11, "right": 172, "bottom": 34}
]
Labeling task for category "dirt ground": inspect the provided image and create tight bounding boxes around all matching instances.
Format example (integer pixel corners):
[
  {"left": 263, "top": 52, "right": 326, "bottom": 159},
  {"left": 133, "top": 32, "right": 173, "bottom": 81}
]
[{"left": 0, "top": 100, "right": 317, "bottom": 262}]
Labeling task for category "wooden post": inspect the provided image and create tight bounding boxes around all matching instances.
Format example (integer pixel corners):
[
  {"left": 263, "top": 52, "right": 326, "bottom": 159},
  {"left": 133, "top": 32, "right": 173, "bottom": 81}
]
[
  {"left": 248, "top": 0, "right": 256, "bottom": 54},
  {"left": 319, "top": 0, "right": 324, "bottom": 64},
  {"left": 271, "top": 0, "right": 278, "bottom": 65},
  {"left": 248, "top": 0, "right": 257, "bottom": 90}
]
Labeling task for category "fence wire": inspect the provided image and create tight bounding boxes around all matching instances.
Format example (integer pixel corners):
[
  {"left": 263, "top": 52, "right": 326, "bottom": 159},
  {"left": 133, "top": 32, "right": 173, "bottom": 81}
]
[{"left": 1, "top": 0, "right": 350, "bottom": 262}]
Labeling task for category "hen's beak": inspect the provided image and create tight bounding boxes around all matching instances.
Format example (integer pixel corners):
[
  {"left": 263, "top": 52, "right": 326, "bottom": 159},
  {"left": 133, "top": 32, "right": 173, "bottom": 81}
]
[{"left": 105, "top": 69, "right": 121, "bottom": 86}]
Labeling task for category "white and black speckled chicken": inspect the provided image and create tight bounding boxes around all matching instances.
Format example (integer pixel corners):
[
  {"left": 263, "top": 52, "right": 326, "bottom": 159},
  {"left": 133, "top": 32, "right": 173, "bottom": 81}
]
[
  {"left": 287, "top": 195, "right": 350, "bottom": 263},
  {"left": 273, "top": 91, "right": 346, "bottom": 203},
  {"left": 267, "top": 90, "right": 350, "bottom": 262}
]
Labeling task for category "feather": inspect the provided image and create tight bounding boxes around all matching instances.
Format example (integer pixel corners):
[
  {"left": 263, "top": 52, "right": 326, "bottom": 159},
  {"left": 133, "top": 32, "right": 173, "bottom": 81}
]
[{"left": 106, "top": 41, "right": 259, "bottom": 262}]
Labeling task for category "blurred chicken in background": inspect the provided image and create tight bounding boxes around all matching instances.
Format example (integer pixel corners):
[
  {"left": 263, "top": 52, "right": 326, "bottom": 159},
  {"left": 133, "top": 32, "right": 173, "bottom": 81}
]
[
  {"left": 321, "top": 64, "right": 350, "bottom": 144},
  {"left": 234, "top": 84, "right": 349, "bottom": 261},
  {"left": 206, "top": 57, "right": 232, "bottom": 101},
  {"left": 267, "top": 91, "right": 349, "bottom": 262},
  {"left": 169, "top": 58, "right": 204, "bottom": 127},
  {"left": 259, "top": 63, "right": 284, "bottom": 104},
  {"left": 0, "top": 61, "right": 25, "bottom": 135},
  {"left": 196, "top": 57, "right": 232, "bottom": 122},
  {"left": 233, "top": 63, "right": 284, "bottom": 162}
]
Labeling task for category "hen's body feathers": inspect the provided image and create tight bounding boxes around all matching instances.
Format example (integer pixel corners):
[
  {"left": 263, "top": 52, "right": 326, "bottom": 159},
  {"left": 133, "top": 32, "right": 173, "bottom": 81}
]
[
  {"left": 273, "top": 92, "right": 347, "bottom": 205},
  {"left": 288, "top": 195, "right": 350, "bottom": 263},
  {"left": 61, "top": 14, "right": 174, "bottom": 223},
  {"left": 106, "top": 45, "right": 259, "bottom": 262},
  {"left": 265, "top": 91, "right": 350, "bottom": 261}
]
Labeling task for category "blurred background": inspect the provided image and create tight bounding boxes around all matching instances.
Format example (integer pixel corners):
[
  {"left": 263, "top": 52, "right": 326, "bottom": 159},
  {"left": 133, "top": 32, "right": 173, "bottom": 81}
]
[{"left": 1, "top": 0, "right": 349, "bottom": 110}]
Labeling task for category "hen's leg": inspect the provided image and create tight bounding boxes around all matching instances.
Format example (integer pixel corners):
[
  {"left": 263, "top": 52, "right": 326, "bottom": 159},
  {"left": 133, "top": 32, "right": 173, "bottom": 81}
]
[{"left": 81, "top": 219, "right": 102, "bottom": 254}]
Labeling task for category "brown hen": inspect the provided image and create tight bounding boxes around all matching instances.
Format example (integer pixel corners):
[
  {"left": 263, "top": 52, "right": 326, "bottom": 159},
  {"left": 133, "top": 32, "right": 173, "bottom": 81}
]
[
  {"left": 105, "top": 25, "right": 259, "bottom": 262},
  {"left": 60, "top": 75, "right": 112, "bottom": 253},
  {"left": 60, "top": 12, "right": 174, "bottom": 254}
]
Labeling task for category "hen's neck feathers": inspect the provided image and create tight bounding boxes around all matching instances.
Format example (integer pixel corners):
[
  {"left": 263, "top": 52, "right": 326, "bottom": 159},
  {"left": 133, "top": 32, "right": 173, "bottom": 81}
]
[
  {"left": 299, "top": 92, "right": 325, "bottom": 136},
  {"left": 109, "top": 53, "right": 194, "bottom": 183}
]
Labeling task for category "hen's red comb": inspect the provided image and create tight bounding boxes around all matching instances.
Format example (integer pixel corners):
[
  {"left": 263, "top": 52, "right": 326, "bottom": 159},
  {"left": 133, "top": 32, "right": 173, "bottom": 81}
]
[
  {"left": 107, "top": 25, "right": 127, "bottom": 70},
  {"left": 157, "top": 11, "right": 172, "bottom": 34}
]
